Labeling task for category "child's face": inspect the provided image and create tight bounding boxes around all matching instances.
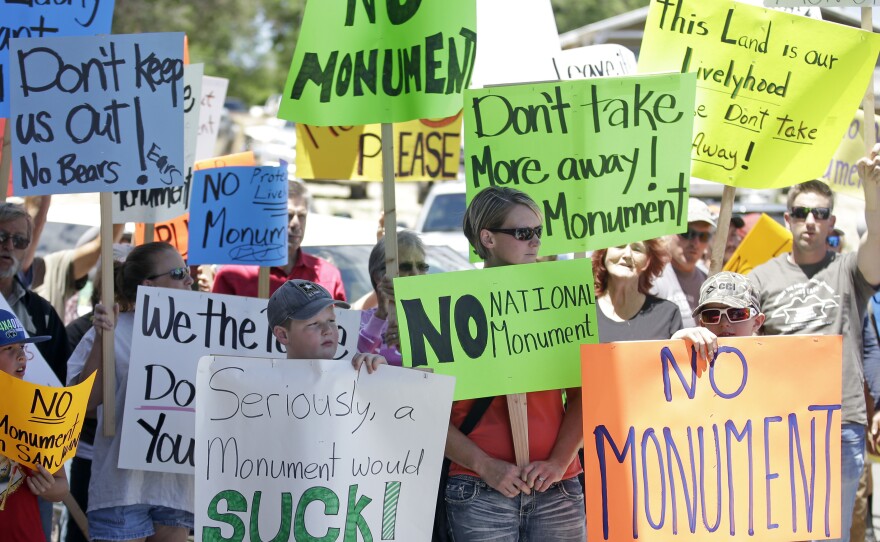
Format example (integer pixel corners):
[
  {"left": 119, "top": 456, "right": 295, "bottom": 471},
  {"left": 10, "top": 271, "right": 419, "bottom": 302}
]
[
  {"left": 697, "top": 303, "right": 764, "bottom": 337},
  {"left": 275, "top": 305, "right": 339, "bottom": 360},
  {"left": 0, "top": 344, "right": 27, "bottom": 379}
]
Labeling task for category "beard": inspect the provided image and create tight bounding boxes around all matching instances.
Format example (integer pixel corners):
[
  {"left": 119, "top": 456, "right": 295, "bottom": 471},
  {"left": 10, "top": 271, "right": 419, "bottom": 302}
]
[{"left": 0, "top": 253, "right": 22, "bottom": 279}]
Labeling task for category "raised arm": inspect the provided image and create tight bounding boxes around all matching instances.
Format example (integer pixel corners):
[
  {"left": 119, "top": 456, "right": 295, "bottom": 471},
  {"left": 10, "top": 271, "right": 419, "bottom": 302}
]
[{"left": 857, "top": 143, "right": 880, "bottom": 286}]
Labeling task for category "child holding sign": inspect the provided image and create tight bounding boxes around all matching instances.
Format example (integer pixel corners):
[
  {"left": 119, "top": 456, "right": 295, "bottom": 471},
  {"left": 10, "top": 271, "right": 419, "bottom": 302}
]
[
  {"left": 444, "top": 187, "right": 585, "bottom": 540},
  {"left": 0, "top": 308, "right": 69, "bottom": 541}
]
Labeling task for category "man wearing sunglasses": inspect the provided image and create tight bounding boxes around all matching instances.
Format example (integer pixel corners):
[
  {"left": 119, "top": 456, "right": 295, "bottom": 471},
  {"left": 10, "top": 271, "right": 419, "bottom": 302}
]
[
  {"left": 749, "top": 166, "right": 880, "bottom": 542},
  {"left": 652, "top": 197, "right": 716, "bottom": 327}
]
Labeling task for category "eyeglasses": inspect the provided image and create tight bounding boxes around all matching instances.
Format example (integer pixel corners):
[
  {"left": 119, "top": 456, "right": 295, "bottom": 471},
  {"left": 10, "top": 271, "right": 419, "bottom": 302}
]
[
  {"left": 790, "top": 206, "right": 831, "bottom": 220},
  {"left": 827, "top": 235, "right": 841, "bottom": 248},
  {"left": 0, "top": 231, "right": 30, "bottom": 250},
  {"left": 147, "top": 267, "right": 190, "bottom": 281},
  {"left": 678, "top": 229, "right": 712, "bottom": 243},
  {"left": 487, "top": 226, "right": 543, "bottom": 241},
  {"left": 699, "top": 307, "right": 755, "bottom": 325},
  {"left": 399, "top": 261, "right": 430, "bottom": 273}
]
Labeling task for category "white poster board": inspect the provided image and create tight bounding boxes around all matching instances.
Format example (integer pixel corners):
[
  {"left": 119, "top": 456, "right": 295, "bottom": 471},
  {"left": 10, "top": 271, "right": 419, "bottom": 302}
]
[
  {"left": 195, "top": 76, "right": 230, "bottom": 161},
  {"left": 195, "top": 356, "right": 454, "bottom": 542},
  {"left": 552, "top": 44, "right": 637, "bottom": 80},
  {"left": 764, "top": 0, "right": 874, "bottom": 7},
  {"left": 119, "top": 287, "right": 361, "bottom": 473}
]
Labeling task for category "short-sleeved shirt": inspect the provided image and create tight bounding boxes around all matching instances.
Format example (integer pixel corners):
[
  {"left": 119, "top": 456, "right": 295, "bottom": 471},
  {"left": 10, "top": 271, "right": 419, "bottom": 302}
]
[
  {"left": 651, "top": 263, "right": 706, "bottom": 328},
  {"left": 750, "top": 251, "right": 878, "bottom": 425},
  {"left": 211, "top": 249, "right": 346, "bottom": 301},
  {"left": 597, "top": 295, "right": 683, "bottom": 343}
]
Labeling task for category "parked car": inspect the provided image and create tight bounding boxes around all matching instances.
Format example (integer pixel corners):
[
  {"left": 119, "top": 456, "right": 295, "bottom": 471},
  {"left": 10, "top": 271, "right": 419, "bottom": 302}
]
[{"left": 414, "top": 180, "right": 470, "bottom": 259}]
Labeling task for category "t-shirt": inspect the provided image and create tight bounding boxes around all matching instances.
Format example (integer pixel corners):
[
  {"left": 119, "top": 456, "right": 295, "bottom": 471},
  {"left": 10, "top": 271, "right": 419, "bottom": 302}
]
[
  {"left": 597, "top": 295, "right": 684, "bottom": 343},
  {"left": 750, "top": 251, "right": 878, "bottom": 425},
  {"left": 212, "top": 249, "right": 346, "bottom": 301},
  {"left": 0, "top": 457, "right": 45, "bottom": 542},
  {"left": 651, "top": 262, "right": 706, "bottom": 328}
]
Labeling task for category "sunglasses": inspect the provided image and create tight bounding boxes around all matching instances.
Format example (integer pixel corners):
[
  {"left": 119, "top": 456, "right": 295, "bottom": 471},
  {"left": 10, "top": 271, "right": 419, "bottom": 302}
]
[
  {"left": 827, "top": 235, "right": 841, "bottom": 248},
  {"left": 399, "top": 261, "right": 430, "bottom": 273},
  {"left": 790, "top": 206, "right": 831, "bottom": 220},
  {"left": 147, "top": 267, "right": 190, "bottom": 281},
  {"left": 0, "top": 231, "right": 30, "bottom": 250},
  {"left": 678, "top": 229, "right": 712, "bottom": 243},
  {"left": 488, "top": 226, "right": 543, "bottom": 241},
  {"left": 699, "top": 306, "right": 755, "bottom": 325}
]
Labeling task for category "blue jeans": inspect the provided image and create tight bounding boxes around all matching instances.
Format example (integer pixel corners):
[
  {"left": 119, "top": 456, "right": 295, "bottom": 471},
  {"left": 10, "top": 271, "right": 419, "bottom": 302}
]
[
  {"left": 445, "top": 475, "right": 586, "bottom": 541},
  {"left": 88, "top": 505, "right": 193, "bottom": 542},
  {"left": 820, "top": 423, "right": 865, "bottom": 542}
]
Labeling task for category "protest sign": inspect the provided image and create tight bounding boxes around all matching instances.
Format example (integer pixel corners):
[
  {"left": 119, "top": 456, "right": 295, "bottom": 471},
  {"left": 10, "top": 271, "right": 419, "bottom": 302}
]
[
  {"left": 464, "top": 73, "right": 696, "bottom": 257},
  {"left": 823, "top": 109, "right": 877, "bottom": 200},
  {"left": 0, "top": 370, "right": 95, "bottom": 472},
  {"left": 394, "top": 258, "right": 597, "bottom": 400},
  {"left": 764, "top": 0, "right": 879, "bottom": 5},
  {"left": 278, "top": 0, "right": 476, "bottom": 125},
  {"left": 10, "top": 33, "right": 186, "bottom": 195},
  {"left": 0, "top": 291, "right": 65, "bottom": 388},
  {"left": 119, "top": 287, "right": 361, "bottom": 473},
  {"left": 553, "top": 44, "right": 637, "bottom": 81},
  {"left": 195, "top": 356, "right": 454, "bottom": 542},
  {"left": 582, "top": 336, "right": 842, "bottom": 540},
  {"left": 112, "top": 64, "right": 203, "bottom": 223},
  {"left": 741, "top": 0, "right": 821, "bottom": 18},
  {"left": 195, "top": 76, "right": 229, "bottom": 161},
  {"left": 0, "top": 0, "right": 115, "bottom": 118},
  {"left": 638, "top": 0, "right": 880, "bottom": 189},
  {"left": 724, "top": 213, "right": 792, "bottom": 274},
  {"left": 188, "top": 164, "right": 288, "bottom": 266},
  {"left": 296, "top": 112, "right": 462, "bottom": 181}
]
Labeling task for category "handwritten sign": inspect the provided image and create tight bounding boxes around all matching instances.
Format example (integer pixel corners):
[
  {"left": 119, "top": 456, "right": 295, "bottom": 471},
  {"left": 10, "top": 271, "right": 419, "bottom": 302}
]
[
  {"left": 195, "top": 356, "right": 454, "bottom": 542},
  {"left": 188, "top": 164, "right": 288, "bottom": 266},
  {"left": 582, "top": 336, "right": 842, "bottom": 540},
  {"left": 553, "top": 44, "right": 637, "bottom": 81},
  {"left": 10, "top": 33, "right": 185, "bottom": 195},
  {"left": 638, "top": 0, "right": 880, "bottom": 189},
  {"left": 464, "top": 73, "right": 696, "bottom": 257},
  {"left": 0, "top": 370, "right": 95, "bottom": 472},
  {"left": 822, "top": 109, "right": 877, "bottom": 200},
  {"left": 723, "top": 213, "right": 792, "bottom": 275},
  {"left": 296, "top": 113, "right": 462, "bottom": 181},
  {"left": 279, "top": 0, "right": 476, "bottom": 125},
  {"left": 195, "top": 76, "right": 229, "bottom": 161},
  {"left": 112, "top": 64, "right": 203, "bottom": 223},
  {"left": 119, "top": 287, "right": 362, "bottom": 474},
  {"left": 394, "top": 258, "right": 597, "bottom": 400},
  {"left": 0, "top": 0, "right": 115, "bottom": 117}
]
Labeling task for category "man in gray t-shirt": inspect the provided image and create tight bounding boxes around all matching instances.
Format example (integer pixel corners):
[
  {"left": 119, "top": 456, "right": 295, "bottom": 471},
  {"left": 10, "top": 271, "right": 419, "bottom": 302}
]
[{"left": 749, "top": 171, "right": 880, "bottom": 542}]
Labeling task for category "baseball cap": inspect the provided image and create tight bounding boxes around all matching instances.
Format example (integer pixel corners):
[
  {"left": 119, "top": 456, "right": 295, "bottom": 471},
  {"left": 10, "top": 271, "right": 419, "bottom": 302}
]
[
  {"left": 688, "top": 198, "right": 717, "bottom": 228},
  {"left": 692, "top": 272, "right": 760, "bottom": 316},
  {"left": 0, "top": 309, "right": 51, "bottom": 347},
  {"left": 267, "top": 280, "right": 350, "bottom": 328}
]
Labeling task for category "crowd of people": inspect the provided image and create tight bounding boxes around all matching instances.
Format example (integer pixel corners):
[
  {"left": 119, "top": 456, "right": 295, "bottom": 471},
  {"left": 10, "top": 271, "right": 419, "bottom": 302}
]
[{"left": 0, "top": 144, "right": 879, "bottom": 542}]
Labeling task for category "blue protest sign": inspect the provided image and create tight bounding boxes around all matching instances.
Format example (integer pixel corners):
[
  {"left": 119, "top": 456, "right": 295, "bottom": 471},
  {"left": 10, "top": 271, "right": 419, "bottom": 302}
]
[
  {"left": 10, "top": 32, "right": 184, "bottom": 195},
  {"left": 0, "top": 0, "right": 115, "bottom": 117},
  {"left": 188, "top": 165, "right": 289, "bottom": 266}
]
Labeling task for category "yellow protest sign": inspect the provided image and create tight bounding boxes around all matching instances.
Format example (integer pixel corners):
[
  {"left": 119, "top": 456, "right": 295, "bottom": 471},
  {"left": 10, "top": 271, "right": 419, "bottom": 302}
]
[
  {"left": 296, "top": 113, "right": 462, "bottom": 181},
  {"left": 0, "top": 370, "right": 95, "bottom": 472},
  {"left": 724, "top": 213, "right": 792, "bottom": 274},
  {"left": 822, "top": 109, "right": 877, "bottom": 200},
  {"left": 638, "top": 0, "right": 880, "bottom": 189}
]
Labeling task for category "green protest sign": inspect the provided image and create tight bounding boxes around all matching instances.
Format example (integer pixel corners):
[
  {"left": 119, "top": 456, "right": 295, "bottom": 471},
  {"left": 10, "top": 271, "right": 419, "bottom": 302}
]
[
  {"left": 394, "top": 258, "right": 598, "bottom": 400},
  {"left": 279, "top": 0, "right": 476, "bottom": 126},
  {"left": 464, "top": 73, "right": 696, "bottom": 258}
]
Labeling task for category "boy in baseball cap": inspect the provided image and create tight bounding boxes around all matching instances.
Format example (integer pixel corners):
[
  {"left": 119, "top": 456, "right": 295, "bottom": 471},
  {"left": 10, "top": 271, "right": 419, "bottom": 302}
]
[{"left": 268, "top": 279, "right": 386, "bottom": 372}]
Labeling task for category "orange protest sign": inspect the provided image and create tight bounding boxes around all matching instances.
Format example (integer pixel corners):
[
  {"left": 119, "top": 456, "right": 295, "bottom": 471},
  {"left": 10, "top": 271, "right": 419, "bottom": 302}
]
[
  {"left": 582, "top": 336, "right": 842, "bottom": 541},
  {"left": 724, "top": 214, "right": 792, "bottom": 275},
  {"left": 135, "top": 151, "right": 256, "bottom": 258}
]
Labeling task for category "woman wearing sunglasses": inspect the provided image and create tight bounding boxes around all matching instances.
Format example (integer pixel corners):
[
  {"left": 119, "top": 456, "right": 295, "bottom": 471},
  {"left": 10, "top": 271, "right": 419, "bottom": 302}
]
[
  {"left": 67, "top": 242, "right": 194, "bottom": 542},
  {"left": 443, "top": 187, "right": 585, "bottom": 541}
]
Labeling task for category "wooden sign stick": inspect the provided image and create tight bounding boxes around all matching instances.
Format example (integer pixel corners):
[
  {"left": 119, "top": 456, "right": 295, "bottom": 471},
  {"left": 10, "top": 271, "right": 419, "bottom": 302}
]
[
  {"left": 142, "top": 223, "right": 155, "bottom": 244},
  {"left": 62, "top": 494, "right": 89, "bottom": 539},
  {"left": 258, "top": 267, "right": 271, "bottom": 299},
  {"left": 381, "top": 122, "right": 399, "bottom": 309},
  {"left": 99, "top": 193, "right": 117, "bottom": 436},
  {"left": 0, "top": 122, "right": 10, "bottom": 203},
  {"left": 709, "top": 185, "right": 736, "bottom": 276}
]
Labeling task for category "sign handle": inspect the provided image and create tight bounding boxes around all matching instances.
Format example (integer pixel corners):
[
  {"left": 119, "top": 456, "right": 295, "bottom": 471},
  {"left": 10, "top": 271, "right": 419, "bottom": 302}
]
[
  {"left": 0, "top": 122, "right": 10, "bottom": 203},
  {"left": 99, "top": 193, "right": 117, "bottom": 436},
  {"left": 507, "top": 393, "right": 529, "bottom": 467},
  {"left": 381, "top": 123, "right": 399, "bottom": 326},
  {"left": 142, "top": 224, "right": 155, "bottom": 245},
  {"left": 258, "top": 267, "right": 270, "bottom": 299},
  {"left": 709, "top": 185, "right": 736, "bottom": 276},
  {"left": 62, "top": 494, "right": 89, "bottom": 540}
]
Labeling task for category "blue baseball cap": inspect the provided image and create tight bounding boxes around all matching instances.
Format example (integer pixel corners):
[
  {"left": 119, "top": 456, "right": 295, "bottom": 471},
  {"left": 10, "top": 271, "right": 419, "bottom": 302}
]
[{"left": 0, "top": 309, "right": 51, "bottom": 347}]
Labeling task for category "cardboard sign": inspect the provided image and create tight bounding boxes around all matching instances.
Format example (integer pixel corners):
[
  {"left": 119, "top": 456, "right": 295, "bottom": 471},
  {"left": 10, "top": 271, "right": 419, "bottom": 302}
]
[
  {"left": 278, "top": 0, "right": 476, "bottom": 125},
  {"left": 823, "top": 109, "right": 877, "bottom": 200},
  {"left": 0, "top": 370, "right": 95, "bottom": 472},
  {"left": 195, "top": 76, "right": 229, "bottom": 161},
  {"left": 464, "top": 73, "right": 696, "bottom": 257},
  {"left": 723, "top": 213, "right": 792, "bottom": 275},
  {"left": 0, "top": 0, "right": 115, "bottom": 117},
  {"left": 553, "top": 44, "right": 638, "bottom": 81},
  {"left": 296, "top": 112, "right": 462, "bottom": 181},
  {"left": 119, "top": 287, "right": 362, "bottom": 474},
  {"left": 582, "top": 336, "right": 842, "bottom": 541},
  {"left": 394, "top": 258, "right": 597, "bottom": 400},
  {"left": 195, "top": 356, "right": 454, "bottom": 542},
  {"left": 188, "top": 164, "right": 289, "bottom": 266},
  {"left": 112, "top": 64, "right": 203, "bottom": 223},
  {"left": 638, "top": 0, "right": 880, "bottom": 189},
  {"left": 10, "top": 33, "right": 186, "bottom": 195}
]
